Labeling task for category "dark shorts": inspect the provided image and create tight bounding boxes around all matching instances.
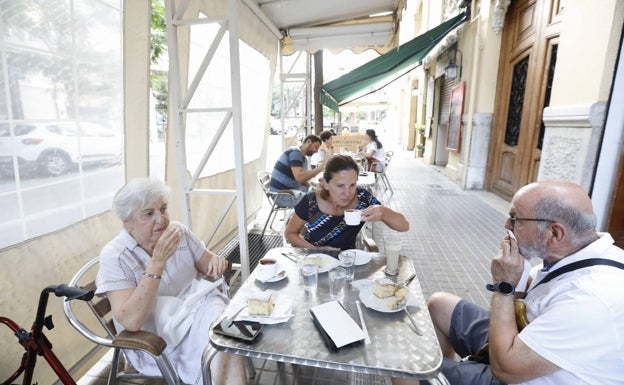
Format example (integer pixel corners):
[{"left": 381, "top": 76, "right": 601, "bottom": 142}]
[{"left": 439, "top": 300, "right": 506, "bottom": 385}]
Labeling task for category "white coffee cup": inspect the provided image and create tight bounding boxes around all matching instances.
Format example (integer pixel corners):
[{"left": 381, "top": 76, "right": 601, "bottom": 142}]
[
  {"left": 256, "top": 258, "right": 278, "bottom": 280},
  {"left": 344, "top": 209, "right": 361, "bottom": 226}
]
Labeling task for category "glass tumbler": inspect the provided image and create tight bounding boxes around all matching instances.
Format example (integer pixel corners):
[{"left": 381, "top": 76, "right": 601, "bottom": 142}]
[
  {"left": 339, "top": 251, "right": 355, "bottom": 281},
  {"left": 301, "top": 263, "right": 318, "bottom": 292},
  {"left": 328, "top": 267, "right": 347, "bottom": 301},
  {"left": 385, "top": 236, "right": 402, "bottom": 275}
]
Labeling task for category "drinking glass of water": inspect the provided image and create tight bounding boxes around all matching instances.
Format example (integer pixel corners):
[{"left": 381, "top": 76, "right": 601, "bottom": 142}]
[
  {"left": 339, "top": 251, "right": 355, "bottom": 281},
  {"left": 301, "top": 263, "right": 318, "bottom": 292},
  {"left": 329, "top": 267, "right": 347, "bottom": 301}
]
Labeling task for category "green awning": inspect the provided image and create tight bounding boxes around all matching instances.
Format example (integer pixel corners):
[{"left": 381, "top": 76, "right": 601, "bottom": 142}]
[{"left": 321, "top": 12, "right": 468, "bottom": 112}]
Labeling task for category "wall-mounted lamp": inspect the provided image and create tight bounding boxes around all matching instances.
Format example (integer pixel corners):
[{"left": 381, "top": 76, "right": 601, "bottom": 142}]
[{"left": 445, "top": 45, "right": 463, "bottom": 80}]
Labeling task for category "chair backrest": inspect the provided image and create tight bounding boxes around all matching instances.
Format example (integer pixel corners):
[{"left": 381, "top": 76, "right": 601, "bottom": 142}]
[
  {"left": 63, "top": 257, "right": 179, "bottom": 385},
  {"left": 385, "top": 150, "right": 394, "bottom": 166},
  {"left": 257, "top": 171, "right": 277, "bottom": 204}
]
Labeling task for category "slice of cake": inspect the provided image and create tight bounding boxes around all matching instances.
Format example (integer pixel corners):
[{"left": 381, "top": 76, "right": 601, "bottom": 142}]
[
  {"left": 303, "top": 255, "right": 322, "bottom": 267},
  {"left": 387, "top": 287, "right": 409, "bottom": 310},
  {"left": 247, "top": 292, "right": 275, "bottom": 316},
  {"left": 394, "top": 286, "right": 408, "bottom": 301},
  {"left": 387, "top": 296, "right": 407, "bottom": 310},
  {"left": 373, "top": 278, "right": 396, "bottom": 298}
]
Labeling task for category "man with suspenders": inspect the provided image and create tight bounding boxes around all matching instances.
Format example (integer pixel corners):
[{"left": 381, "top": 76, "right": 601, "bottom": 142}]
[{"left": 394, "top": 181, "right": 624, "bottom": 385}]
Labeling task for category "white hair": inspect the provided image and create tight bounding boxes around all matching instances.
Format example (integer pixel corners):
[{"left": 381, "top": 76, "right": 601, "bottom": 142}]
[{"left": 112, "top": 177, "right": 170, "bottom": 221}]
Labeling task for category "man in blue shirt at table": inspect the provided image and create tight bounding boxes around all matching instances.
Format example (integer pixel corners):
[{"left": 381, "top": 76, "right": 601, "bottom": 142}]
[{"left": 270, "top": 134, "right": 324, "bottom": 207}]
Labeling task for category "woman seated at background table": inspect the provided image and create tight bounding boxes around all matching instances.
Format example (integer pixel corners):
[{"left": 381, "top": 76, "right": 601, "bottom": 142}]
[
  {"left": 95, "top": 177, "right": 247, "bottom": 385},
  {"left": 359, "top": 128, "right": 386, "bottom": 171},
  {"left": 310, "top": 129, "right": 334, "bottom": 169},
  {"left": 284, "top": 155, "right": 408, "bottom": 251}
]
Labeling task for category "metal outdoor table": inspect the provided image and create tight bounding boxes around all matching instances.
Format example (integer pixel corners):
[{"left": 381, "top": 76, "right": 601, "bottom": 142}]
[
  {"left": 355, "top": 170, "right": 376, "bottom": 188},
  {"left": 205, "top": 247, "right": 448, "bottom": 384},
  {"left": 338, "top": 150, "right": 368, "bottom": 171}
]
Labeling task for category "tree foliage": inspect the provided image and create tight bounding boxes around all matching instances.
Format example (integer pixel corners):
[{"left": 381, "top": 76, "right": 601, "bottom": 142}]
[
  {"left": 151, "top": 0, "right": 167, "bottom": 64},
  {"left": 150, "top": 0, "right": 168, "bottom": 121}
]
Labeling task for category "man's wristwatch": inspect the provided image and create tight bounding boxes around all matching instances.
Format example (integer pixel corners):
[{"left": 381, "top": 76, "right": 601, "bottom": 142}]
[{"left": 486, "top": 281, "right": 515, "bottom": 296}]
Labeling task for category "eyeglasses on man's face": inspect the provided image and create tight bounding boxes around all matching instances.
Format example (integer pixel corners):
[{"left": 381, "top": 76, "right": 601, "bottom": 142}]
[{"left": 508, "top": 215, "right": 554, "bottom": 231}]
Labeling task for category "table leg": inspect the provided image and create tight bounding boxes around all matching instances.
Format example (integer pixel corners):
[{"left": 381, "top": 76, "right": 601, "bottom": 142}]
[
  {"left": 202, "top": 346, "right": 256, "bottom": 385},
  {"left": 426, "top": 372, "right": 450, "bottom": 385},
  {"left": 201, "top": 346, "right": 217, "bottom": 385}
]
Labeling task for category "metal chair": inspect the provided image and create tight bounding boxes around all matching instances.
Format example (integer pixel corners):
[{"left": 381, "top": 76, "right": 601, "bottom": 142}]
[
  {"left": 63, "top": 257, "right": 252, "bottom": 385},
  {"left": 63, "top": 257, "right": 180, "bottom": 385},
  {"left": 257, "top": 171, "right": 297, "bottom": 236},
  {"left": 371, "top": 150, "right": 394, "bottom": 195}
]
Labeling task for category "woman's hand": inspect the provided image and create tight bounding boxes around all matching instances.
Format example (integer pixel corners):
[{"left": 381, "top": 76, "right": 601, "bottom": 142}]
[
  {"left": 360, "top": 205, "right": 384, "bottom": 222},
  {"left": 197, "top": 250, "right": 230, "bottom": 280},
  {"left": 151, "top": 225, "right": 181, "bottom": 264}
]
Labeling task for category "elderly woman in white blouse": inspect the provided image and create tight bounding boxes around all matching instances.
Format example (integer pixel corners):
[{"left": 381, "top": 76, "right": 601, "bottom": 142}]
[{"left": 95, "top": 177, "right": 246, "bottom": 385}]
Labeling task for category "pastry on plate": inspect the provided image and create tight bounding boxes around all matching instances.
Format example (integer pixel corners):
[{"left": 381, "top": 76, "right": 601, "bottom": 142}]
[
  {"left": 373, "top": 278, "right": 397, "bottom": 298},
  {"left": 303, "top": 255, "right": 322, "bottom": 267},
  {"left": 387, "top": 287, "right": 408, "bottom": 310},
  {"left": 247, "top": 292, "right": 275, "bottom": 316}
]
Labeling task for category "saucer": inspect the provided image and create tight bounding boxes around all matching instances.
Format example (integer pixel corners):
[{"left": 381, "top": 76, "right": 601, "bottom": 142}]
[{"left": 256, "top": 265, "right": 287, "bottom": 283}]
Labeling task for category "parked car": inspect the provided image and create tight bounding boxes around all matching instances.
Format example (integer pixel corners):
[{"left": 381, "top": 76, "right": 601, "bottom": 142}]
[{"left": 0, "top": 121, "right": 122, "bottom": 177}]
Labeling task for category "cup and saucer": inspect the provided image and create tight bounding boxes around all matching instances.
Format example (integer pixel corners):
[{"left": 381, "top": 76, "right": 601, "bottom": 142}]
[{"left": 256, "top": 258, "right": 287, "bottom": 283}]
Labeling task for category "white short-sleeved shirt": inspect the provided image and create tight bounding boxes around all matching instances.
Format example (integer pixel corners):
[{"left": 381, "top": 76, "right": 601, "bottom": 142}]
[
  {"left": 96, "top": 224, "right": 205, "bottom": 299},
  {"left": 516, "top": 233, "right": 624, "bottom": 385},
  {"left": 365, "top": 141, "right": 386, "bottom": 163},
  {"left": 96, "top": 224, "right": 226, "bottom": 384}
]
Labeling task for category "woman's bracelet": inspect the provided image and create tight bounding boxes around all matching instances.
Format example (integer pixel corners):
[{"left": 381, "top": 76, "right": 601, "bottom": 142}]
[{"left": 142, "top": 272, "right": 162, "bottom": 280}]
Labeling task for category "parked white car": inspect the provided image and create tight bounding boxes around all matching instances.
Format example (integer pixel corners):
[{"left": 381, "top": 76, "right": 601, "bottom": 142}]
[{"left": 0, "top": 121, "right": 122, "bottom": 177}]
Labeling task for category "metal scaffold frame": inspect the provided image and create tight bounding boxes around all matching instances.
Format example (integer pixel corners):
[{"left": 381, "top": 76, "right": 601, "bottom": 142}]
[
  {"left": 164, "top": 0, "right": 251, "bottom": 277},
  {"left": 278, "top": 50, "right": 312, "bottom": 147}
]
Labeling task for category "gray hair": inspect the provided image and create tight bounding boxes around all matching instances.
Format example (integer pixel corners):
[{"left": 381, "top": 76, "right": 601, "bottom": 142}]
[
  {"left": 534, "top": 197, "right": 597, "bottom": 247},
  {"left": 112, "top": 177, "right": 171, "bottom": 221}
]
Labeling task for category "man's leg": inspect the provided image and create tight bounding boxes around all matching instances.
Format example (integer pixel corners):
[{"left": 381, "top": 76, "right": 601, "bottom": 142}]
[
  {"left": 274, "top": 189, "right": 305, "bottom": 208},
  {"left": 428, "top": 292, "right": 463, "bottom": 359},
  {"left": 433, "top": 295, "right": 503, "bottom": 385},
  {"left": 392, "top": 293, "right": 500, "bottom": 385}
]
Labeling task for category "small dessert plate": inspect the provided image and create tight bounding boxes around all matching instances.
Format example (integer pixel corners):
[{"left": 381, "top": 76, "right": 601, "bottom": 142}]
[
  {"left": 305, "top": 253, "right": 341, "bottom": 273},
  {"left": 359, "top": 288, "right": 407, "bottom": 313},
  {"left": 234, "top": 291, "right": 294, "bottom": 324}
]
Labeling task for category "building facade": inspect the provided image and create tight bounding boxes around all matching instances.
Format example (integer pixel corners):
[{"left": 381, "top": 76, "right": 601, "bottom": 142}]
[{"left": 400, "top": 0, "right": 623, "bottom": 245}]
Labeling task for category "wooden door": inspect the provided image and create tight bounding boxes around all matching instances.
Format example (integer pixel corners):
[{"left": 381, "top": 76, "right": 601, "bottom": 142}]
[
  {"left": 486, "top": 0, "right": 564, "bottom": 200},
  {"left": 608, "top": 150, "right": 624, "bottom": 248}
]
